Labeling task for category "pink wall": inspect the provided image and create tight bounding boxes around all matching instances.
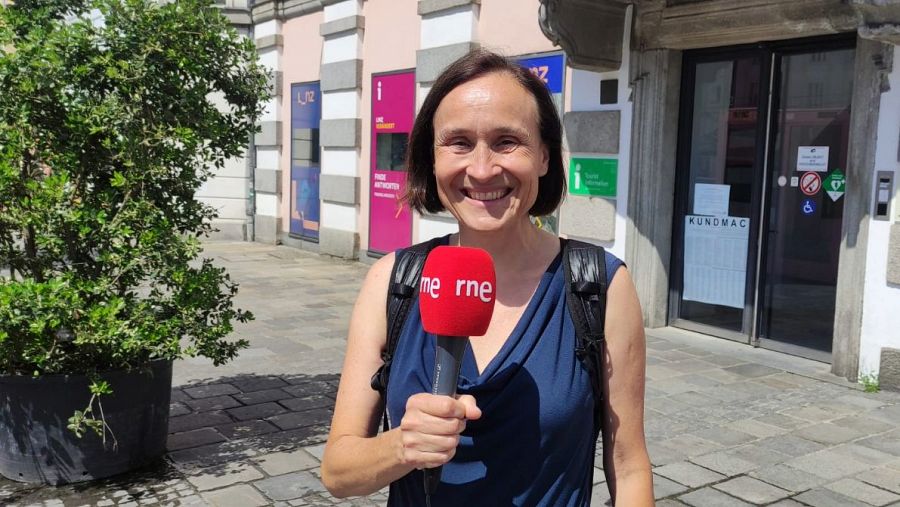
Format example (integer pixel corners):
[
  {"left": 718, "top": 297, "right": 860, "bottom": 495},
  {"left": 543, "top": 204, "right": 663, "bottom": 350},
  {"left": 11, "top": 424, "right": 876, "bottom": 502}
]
[
  {"left": 478, "top": 0, "right": 556, "bottom": 57},
  {"left": 360, "top": 0, "right": 420, "bottom": 249},
  {"left": 280, "top": 12, "right": 324, "bottom": 232}
]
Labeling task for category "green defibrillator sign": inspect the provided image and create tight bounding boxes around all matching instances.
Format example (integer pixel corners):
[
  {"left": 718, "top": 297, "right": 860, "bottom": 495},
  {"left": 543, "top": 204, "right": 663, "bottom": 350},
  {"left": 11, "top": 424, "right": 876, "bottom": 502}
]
[
  {"left": 824, "top": 169, "right": 846, "bottom": 202},
  {"left": 569, "top": 157, "right": 617, "bottom": 197}
]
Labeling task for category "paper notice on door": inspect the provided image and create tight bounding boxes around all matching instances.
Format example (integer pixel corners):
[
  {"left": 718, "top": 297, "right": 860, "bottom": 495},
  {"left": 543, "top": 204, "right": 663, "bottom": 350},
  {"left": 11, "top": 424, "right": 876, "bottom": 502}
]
[
  {"left": 797, "top": 146, "right": 829, "bottom": 172},
  {"left": 693, "top": 184, "right": 731, "bottom": 216},
  {"left": 682, "top": 215, "right": 749, "bottom": 309}
]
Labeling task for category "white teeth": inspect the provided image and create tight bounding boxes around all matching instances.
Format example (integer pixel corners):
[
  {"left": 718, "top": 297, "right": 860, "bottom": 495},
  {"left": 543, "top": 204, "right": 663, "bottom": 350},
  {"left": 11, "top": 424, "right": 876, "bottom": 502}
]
[{"left": 467, "top": 190, "right": 506, "bottom": 201}]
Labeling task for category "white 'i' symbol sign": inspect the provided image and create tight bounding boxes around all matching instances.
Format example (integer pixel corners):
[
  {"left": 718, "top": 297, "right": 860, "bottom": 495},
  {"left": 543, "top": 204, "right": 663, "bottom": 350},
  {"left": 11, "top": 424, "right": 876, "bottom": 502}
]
[{"left": 377, "top": 81, "right": 382, "bottom": 101}]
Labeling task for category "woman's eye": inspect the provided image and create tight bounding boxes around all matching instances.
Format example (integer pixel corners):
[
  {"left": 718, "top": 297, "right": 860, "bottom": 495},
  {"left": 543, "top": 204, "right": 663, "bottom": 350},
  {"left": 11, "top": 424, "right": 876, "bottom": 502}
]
[{"left": 495, "top": 138, "right": 518, "bottom": 151}]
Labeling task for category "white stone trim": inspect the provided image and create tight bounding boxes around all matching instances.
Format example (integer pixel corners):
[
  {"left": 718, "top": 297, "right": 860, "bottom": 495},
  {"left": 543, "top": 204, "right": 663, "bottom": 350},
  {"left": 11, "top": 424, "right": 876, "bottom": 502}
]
[
  {"left": 322, "top": 90, "right": 359, "bottom": 120},
  {"left": 324, "top": 0, "right": 362, "bottom": 23},
  {"left": 323, "top": 32, "right": 361, "bottom": 63},
  {"left": 321, "top": 148, "right": 358, "bottom": 177},
  {"left": 322, "top": 201, "right": 357, "bottom": 230},
  {"left": 256, "top": 147, "right": 280, "bottom": 170},
  {"left": 255, "top": 192, "right": 279, "bottom": 217},
  {"left": 420, "top": 5, "right": 477, "bottom": 50}
]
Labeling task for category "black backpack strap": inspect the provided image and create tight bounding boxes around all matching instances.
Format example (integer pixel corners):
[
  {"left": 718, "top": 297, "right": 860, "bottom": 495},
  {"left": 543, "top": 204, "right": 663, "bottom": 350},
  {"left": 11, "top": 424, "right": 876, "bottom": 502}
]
[
  {"left": 561, "top": 238, "right": 608, "bottom": 443},
  {"left": 370, "top": 236, "right": 442, "bottom": 430}
]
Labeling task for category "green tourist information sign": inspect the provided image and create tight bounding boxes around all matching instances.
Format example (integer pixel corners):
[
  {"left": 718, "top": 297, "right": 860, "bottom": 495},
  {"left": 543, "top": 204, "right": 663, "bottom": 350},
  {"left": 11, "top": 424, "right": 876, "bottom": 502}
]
[{"left": 569, "top": 157, "right": 617, "bottom": 197}]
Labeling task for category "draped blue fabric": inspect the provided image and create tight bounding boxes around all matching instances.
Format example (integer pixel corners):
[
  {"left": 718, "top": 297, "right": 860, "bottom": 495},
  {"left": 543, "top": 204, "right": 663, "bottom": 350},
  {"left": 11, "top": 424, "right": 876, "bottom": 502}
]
[{"left": 385, "top": 237, "right": 623, "bottom": 506}]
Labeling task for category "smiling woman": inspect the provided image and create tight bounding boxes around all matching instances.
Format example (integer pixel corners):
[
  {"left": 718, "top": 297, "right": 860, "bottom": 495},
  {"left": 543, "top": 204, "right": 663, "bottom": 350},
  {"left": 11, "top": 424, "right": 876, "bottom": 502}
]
[{"left": 321, "top": 49, "right": 652, "bottom": 506}]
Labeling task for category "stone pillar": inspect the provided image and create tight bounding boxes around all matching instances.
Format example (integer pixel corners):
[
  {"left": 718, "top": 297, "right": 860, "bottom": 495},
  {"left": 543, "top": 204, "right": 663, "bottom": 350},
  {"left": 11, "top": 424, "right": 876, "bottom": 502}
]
[
  {"left": 252, "top": 17, "right": 285, "bottom": 244},
  {"left": 832, "top": 38, "right": 892, "bottom": 381},
  {"left": 413, "top": 0, "right": 480, "bottom": 242},
  {"left": 624, "top": 48, "right": 682, "bottom": 328},
  {"left": 318, "top": 0, "right": 364, "bottom": 259}
]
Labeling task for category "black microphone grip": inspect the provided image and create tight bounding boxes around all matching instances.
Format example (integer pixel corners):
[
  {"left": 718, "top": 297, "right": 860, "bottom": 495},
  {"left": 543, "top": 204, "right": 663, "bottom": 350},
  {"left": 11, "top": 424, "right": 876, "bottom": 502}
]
[{"left": 424, "top": 336, "right": 468, "bottom": 496}]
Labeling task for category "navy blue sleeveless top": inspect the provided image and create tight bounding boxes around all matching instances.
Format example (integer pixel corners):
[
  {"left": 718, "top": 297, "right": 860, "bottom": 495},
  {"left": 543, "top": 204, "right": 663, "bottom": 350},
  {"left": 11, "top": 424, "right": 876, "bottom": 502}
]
[{"left": 385, "top": 237, "right": 623, "bottom": 506}]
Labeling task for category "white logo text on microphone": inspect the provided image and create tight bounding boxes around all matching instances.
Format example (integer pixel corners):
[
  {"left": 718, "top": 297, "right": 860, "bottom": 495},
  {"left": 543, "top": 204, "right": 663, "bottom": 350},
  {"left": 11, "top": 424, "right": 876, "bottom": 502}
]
[{"left": 420, "top": 277, "right": 494, "bottom": 303}]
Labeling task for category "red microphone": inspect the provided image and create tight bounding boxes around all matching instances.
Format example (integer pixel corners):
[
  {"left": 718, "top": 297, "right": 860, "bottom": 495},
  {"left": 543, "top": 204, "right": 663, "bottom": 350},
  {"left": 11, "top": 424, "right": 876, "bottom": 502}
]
[{"left": 418, "top": 245, "right": 496, "bottom": 496}]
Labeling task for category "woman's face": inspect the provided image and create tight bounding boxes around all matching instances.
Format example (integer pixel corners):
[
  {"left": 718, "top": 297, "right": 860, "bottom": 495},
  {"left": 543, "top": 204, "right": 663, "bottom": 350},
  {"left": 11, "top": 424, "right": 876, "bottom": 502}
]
[{"left": 432, "top": 71, "right": 549, "bottom": 233}]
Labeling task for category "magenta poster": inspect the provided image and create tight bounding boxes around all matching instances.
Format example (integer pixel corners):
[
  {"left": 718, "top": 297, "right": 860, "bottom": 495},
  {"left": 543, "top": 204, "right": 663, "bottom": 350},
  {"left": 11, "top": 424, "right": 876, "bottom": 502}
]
[{"left": 369, "top": 71, "right": 415, "bottom": 254}]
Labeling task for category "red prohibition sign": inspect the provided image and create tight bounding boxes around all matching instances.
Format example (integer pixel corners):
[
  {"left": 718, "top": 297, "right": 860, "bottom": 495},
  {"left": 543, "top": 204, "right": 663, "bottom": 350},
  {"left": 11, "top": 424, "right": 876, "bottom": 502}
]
[{"left": 800, "top": 172, "right": 822, "bottom": 196}]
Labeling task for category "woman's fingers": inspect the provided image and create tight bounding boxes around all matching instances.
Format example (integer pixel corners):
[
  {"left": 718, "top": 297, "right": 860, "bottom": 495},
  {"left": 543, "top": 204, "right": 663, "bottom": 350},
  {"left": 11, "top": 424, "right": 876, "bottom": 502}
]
[{"left": 399, "top": 393, "right": 478, "bottom": 469}]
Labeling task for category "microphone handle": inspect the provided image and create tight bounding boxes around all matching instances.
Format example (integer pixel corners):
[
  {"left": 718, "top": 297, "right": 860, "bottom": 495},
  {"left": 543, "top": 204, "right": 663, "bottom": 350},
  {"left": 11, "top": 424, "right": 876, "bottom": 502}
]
[{"left": 424, "top": 335, "right": 468, "bottom": 496}]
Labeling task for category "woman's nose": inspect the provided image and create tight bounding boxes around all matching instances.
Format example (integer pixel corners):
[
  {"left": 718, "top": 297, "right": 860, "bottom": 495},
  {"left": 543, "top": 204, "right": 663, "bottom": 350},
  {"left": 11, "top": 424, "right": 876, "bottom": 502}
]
[{"left": 466, "top": 143, "right": 501, "bottom": 180}]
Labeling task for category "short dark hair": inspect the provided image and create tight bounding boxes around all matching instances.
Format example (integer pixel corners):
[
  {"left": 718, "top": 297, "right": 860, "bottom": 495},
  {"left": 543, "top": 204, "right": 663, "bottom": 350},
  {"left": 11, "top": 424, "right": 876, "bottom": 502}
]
[{"left": 403, "top": 49, "right": 565, "bottom": 216}]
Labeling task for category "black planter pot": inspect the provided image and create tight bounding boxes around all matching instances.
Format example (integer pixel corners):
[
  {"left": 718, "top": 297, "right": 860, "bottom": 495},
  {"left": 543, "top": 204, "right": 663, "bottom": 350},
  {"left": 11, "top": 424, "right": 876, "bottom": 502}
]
[{"left": 0, "top": 360, "right": 173, "bottom": 485}]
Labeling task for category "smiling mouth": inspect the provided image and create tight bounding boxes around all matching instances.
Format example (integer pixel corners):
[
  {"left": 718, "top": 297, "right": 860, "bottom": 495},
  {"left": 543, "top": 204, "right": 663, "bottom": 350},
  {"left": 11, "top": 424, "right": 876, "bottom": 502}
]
[{"left": 464, "top": 188, "right": 511, "bottom": 201}]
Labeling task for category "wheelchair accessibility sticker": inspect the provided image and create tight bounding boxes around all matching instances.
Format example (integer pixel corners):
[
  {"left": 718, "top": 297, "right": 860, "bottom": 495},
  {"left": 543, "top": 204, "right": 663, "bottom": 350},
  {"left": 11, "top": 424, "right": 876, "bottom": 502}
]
[{"left": 801, "top": 198, "right": 817, "bottom": 216}]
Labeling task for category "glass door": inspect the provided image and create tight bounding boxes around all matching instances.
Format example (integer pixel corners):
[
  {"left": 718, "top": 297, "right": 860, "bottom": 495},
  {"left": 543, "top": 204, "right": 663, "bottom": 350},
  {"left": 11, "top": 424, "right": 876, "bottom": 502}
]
[
  {"left": 758, "top": 47, "right": 855, "bottom": 361},
  {"left": 671, "top": 37, "right": 855, "bottom": 361},
  {"left": 670, "top": 51, "right": 769, "bottom": 340}
]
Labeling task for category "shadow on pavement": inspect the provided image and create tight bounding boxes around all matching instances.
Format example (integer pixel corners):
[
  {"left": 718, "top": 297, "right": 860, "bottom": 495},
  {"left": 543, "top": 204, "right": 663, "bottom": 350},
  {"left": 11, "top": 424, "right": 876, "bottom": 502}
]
[{"left": 0, "top": 372, "right": 341, "bottom": 505}]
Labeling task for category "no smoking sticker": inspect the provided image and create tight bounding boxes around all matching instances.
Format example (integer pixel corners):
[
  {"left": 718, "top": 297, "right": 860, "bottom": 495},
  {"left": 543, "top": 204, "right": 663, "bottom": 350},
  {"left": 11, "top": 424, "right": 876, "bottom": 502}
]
[{"left": 800, "top": 172, "right": 822, "bottom": 196}]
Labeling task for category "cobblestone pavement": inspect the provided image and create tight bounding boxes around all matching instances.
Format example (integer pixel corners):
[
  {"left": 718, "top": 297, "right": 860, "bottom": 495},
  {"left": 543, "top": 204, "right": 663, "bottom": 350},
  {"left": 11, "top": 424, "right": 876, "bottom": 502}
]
[{"left": 2, "top": 241, "right": 900, "bottom": 506}]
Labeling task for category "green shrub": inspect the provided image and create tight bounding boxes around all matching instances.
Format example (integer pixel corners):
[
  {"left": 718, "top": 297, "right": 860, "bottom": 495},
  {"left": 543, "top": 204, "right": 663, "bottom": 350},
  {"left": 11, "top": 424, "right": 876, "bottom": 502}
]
[{"left": 0, "top": 0, "right": 268, "bottom": 382}]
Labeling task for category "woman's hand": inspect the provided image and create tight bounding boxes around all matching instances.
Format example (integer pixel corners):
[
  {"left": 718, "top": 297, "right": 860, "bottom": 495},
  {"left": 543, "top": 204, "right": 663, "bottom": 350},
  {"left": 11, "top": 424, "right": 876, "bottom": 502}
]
[{"left": 398, "top": 393, "right": 482, "bottom": 469}]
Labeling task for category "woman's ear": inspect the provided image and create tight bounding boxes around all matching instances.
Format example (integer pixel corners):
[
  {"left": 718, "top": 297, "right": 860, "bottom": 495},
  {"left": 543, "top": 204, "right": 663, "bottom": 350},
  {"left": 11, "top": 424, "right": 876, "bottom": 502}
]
[{"left": 539, "top": 144, "right": 549, "bottom": 177}]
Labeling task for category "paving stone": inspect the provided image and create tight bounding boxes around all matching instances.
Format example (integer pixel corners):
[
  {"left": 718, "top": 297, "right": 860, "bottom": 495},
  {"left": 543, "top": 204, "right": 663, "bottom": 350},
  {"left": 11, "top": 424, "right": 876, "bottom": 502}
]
[
  {"left": 227, "top": 402, "right": 288, "bottom": 421},
  {"left": 255, "top": 471, "right": 326, "bottom": 501},
  {"left": 723, "top": 363, "right": 782, "bottom": 378},
  {"left": 233, "top": 388, "right": 294, "bottom": 405},
  {"left": 654, "top": 473, "right": 689, "bottom": 499},
  {"left": 167, "top": 428, "right": 227, "bottom": 451},
  {"left": 653, "top": 462, "right": 727, "bottom": 488},
  {"left": 753, "top": 413, "right": 810, "bottom": 430},
  {"left": 726, "top": 444, "right": 791, "bottom": 467},
  {"left": 590, "top": 482, "right": 612, "bottom": 506},
  {"left": 786, "top": 449, "right": 872, "bottom": 480},
  {"left": 825, "top": 477, "right": 900, "bottom": 506},
  {"left": 304, "top": 444, "right": 326, "bottom": 460},
  {"left": 657, "top": 434, "right": 723, "bottom": 458},
  {"left": 656, "top": 500, "right": 689, "bottom": 507},
  {"left": 254, "top": 448, "right": 321, "bottom": 476},
  {"left": 690, "top": 451, "right": 758, "bottom": 476},
  {"left": 793, "top": 422, "right": 865, "bottom": 445},
  {"left": 168, "top": 441, "right": 260, "bottom": 470},
  {"left": 282, "top": 381, "right": 336, "bottom": 397},
  {"left": 859, "top": 430, "right": 900, "bottom": 457},
  {"left": 713, "top": 476, "right": 791, "bottom": 504},
  {"left": 725, "top": 419, "right": 788, "bottom": 439},
  {"left": 678, "top": 487, "right": 752, "bottom": 506},
  {"left": 184, "top": 395, "right": 242, "bottom": 412},
  {"left": 183, "top": 384, "right": 240, "bottom": 399},
  {"left": 690, "top": 427, "right": 755, "bottom": 447},
  {"left": 647, "top": 441, "right": 685, "bottom": 466},
  {"left": 268, "top": 407, "right": 333, "bottom": 431},
  {"left": 231, "top": 376, "right": 289, "bottom": 393},
  {"left": 201, "top": 484, "right": 269, "bottom": 507},
  {"left": 168, "top": 411, "right": 234, "bottom": 433},
  {"left": 170, "top": 402, "right": 192, "bottom": 417},
  {"left": 858, "top": 467, "right": 900, "bottom": 494},
  {"left": 831, "top": 415, "right": 896, "bottom": 435},
  {"left": 832, "top": 442, "right": 898, "bottom": 466},
  {"left": 793, "top": 487, "right": 872, "bottom": 507},
  {"left": 186, "top": 463, "right": 264, "bottom": 491},
  {"left": 767, "top": 500, "right": 807, "bottom": 507},
  {"left": 780, "top": 405, "right": 836, "bottom": 423},
  {"left": 215, "top": 419, "right": 281, "bottom": 441},
  {"left": 749, "top": 463, "right": 828, "bottom": 492},
  {"left": 755, "top": 434, "right": 826, "bottom": 458},
  {"left": 278, "top": 395, "right": 333, "bottom": 412}
]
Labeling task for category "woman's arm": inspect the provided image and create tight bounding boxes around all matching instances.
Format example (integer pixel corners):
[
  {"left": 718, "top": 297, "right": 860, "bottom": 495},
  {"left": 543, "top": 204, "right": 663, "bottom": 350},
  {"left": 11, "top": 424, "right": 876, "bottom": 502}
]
[
  {"left": 321, "top": 253, "right": 480, "bottom": 498},
  {"left": 601, "top": 267, "right": 654, "bottom": 506}
]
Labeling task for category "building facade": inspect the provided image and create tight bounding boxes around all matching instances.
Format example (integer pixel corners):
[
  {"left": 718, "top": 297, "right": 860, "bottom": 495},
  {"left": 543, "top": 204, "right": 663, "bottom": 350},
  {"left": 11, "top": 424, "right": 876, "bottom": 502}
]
[{"left": 209, "top": 0, "right": 900, "bottom": 387}]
